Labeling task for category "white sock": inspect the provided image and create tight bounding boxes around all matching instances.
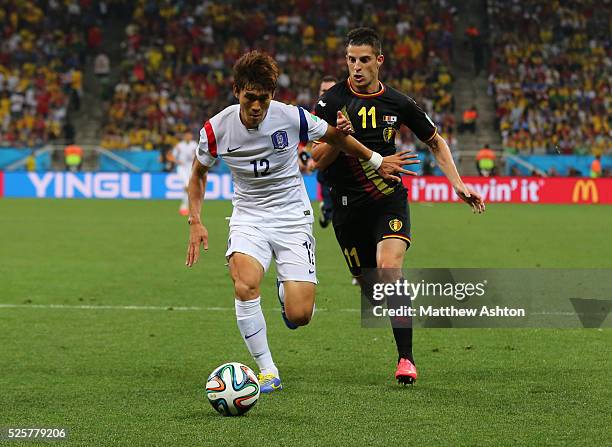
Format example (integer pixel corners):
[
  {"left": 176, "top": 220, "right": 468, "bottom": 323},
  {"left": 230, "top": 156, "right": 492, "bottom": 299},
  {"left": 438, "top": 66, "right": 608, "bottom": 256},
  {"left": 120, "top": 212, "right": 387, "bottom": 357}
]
[
  {"left": 235, "top": 297, "right": 278, "bottom": 377},
  {"left": 277, "top": 280, "right": 285, "bottom": 304}
]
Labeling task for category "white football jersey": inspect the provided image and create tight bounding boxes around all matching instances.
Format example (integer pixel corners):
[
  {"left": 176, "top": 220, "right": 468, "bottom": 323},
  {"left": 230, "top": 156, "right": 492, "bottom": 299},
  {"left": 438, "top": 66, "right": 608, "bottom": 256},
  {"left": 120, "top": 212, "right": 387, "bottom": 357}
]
[
  {"left": 172, "top": 140, "right": 197, "bottom": 168},
  {"left": 196, "top": 100, "right": 328, "bottom": 227}
]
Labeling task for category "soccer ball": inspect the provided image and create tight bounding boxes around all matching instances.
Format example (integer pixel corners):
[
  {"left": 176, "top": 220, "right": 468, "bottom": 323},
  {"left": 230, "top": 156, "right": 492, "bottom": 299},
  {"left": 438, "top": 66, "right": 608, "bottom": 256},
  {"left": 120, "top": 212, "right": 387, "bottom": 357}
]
[{"left": 205, "top": 362, "right": 260, "bottom": 416}]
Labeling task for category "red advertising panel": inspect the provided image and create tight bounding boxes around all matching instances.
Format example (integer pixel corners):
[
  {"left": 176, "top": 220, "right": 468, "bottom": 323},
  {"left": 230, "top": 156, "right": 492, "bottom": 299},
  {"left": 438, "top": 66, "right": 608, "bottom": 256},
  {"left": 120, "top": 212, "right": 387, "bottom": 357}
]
[{"left": 402, "top": 177, "right": 612, "bottom": 204}]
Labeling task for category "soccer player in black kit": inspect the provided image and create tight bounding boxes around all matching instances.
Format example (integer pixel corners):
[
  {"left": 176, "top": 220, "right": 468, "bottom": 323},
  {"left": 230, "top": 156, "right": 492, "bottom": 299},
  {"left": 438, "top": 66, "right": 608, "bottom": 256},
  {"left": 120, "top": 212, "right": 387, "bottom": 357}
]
[{"left": 313, "top": 28, "right": 485, "bottom": 384}]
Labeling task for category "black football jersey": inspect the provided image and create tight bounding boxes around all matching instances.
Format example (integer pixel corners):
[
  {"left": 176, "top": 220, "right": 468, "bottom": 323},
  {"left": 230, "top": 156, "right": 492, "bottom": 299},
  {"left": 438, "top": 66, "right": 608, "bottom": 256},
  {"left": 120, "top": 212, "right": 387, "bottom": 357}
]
[{"left": 315, "top": 79, "right": 437, "bottom": 207}]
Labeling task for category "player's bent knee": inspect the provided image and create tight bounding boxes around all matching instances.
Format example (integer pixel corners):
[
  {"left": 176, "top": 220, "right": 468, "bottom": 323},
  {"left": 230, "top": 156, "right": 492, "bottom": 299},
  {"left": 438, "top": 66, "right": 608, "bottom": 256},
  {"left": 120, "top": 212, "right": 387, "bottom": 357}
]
[
  {"left": 283, "top": 281, "right": 315, "bottom": 325},
  {"left": 233, "top": 279, "right": 260, "bottom": 300},
  {"left": 286, "top": 308, "right": 312, "bottom": 326}
]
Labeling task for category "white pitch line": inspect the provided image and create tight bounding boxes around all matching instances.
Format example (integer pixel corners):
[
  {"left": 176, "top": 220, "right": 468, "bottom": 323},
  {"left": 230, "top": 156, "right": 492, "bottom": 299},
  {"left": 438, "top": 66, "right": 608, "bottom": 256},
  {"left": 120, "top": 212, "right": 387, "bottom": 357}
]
[
  {"left": 0, "top": 303, "right": 361, "bottom": 312},
  {"left": 0, "top": 303, "right": 205, "bottom": 311}
]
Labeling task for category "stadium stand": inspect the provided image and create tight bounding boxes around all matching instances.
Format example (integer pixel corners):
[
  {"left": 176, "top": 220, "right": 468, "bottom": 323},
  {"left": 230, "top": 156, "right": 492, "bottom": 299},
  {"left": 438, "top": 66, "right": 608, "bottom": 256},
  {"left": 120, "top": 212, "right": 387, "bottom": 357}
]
[
  {"left": 100, "top": 0, "right": 457, "bottom": 155},
  {"left": 3, "top": 1, "right": 605, "bottom": 178},
  {"left": 0, "top": 0, "right": 110, "bottom": 148},
  {"left": 487, "top": 0, "right": 611, "bottom": 156}
]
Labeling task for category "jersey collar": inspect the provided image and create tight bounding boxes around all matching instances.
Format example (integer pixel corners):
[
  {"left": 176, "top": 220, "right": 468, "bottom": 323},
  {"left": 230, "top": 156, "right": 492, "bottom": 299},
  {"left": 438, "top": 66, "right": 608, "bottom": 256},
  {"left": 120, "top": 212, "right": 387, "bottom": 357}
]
[{"left": 347, "top": 79, "right": 385, "bottom": 98}]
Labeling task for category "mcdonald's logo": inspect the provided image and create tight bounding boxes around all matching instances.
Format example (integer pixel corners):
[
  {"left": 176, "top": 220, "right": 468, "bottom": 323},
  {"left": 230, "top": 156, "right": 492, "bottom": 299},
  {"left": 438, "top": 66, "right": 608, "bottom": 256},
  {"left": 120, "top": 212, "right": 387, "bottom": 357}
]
[{"left": 572, "top": 180, "right": 599, "bottom": 203}]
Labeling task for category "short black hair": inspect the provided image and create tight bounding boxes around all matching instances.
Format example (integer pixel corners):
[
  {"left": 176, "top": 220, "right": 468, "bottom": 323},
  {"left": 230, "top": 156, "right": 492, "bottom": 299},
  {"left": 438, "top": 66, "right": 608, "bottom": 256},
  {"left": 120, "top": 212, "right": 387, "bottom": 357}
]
[
  {"left": 233, "top": 50, "right": 279, "bottom": 93},
  {"left": 346, "top": 27, "right": 382, "bottom": 55},
  {"left": 321, "top": 75, "right": 337, "bottom": 83}
]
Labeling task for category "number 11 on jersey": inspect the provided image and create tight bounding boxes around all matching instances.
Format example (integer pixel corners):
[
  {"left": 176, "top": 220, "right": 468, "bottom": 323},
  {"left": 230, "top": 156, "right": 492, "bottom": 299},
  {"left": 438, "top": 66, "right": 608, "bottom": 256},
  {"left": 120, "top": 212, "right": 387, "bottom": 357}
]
[
  {"left": 343, "top": 247, "right": 361, "bottom": 267},
  {"left": 357, "top": 106, "right": 376, "bottom": 128}
]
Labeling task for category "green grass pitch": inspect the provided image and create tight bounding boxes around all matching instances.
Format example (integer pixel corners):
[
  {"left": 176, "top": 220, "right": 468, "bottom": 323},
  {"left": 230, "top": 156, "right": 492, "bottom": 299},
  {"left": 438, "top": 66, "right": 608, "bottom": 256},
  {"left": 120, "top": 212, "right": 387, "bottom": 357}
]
[{"left": 1, "top": 199, "right": 611, "bottom": 446}]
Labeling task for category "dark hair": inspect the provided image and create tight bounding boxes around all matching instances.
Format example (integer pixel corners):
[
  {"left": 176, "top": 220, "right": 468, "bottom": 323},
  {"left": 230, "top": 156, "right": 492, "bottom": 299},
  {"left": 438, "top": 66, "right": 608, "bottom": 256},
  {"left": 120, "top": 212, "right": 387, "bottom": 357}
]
[
  {"left": 233, "top": 50, "right": 279, "bottom": 93},
  {"left": 321, "top": 75, "right": 337, "bottom": 83},
  {"left": 346, "top": 27, "right": 382, "bottom": 55}
]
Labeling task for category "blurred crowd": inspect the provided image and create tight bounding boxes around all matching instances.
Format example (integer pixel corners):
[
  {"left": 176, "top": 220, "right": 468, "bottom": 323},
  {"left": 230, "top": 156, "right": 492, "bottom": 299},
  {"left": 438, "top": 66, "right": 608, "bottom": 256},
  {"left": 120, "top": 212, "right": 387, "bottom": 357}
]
[
  {"left": 487, "top": 0, "right": 611, "bottom": 155},
  {"left": 0, "top": 0, "right": 112, "bottom": 147},
  {"left": 100, "top": 0, "right": 457, "bottom": 151}
]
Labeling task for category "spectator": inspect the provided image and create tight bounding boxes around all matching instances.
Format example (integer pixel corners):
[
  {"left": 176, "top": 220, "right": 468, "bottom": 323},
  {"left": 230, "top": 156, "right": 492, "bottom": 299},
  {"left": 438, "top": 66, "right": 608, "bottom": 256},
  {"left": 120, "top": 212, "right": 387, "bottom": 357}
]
[
  {"left": 26, "top": 153, "right": 36, "bottom": 171},
  {"left": 590, "top": 154, "right": 602, "bottom": 178},
  {"left": 476, "top": 144, "right": 496, "bottom": 176},
  {"left": 459, "top": 105, "right": 478, "bottom": 133},
  {"left": 94, "top": 53, "right": 111, "bottom": 79},
  {"left": 64, "top": 144, "right": 82, "bottom": 172},
  {"left": 487, "top": 0, "right": 611, "bottom": 156},
  {"left": 101, "top": 0, "right": 457, "bottom": 151},
  {"left": 465, "top": 24, "right": 484, "bottom": 75},
  {"left": 87, "top": 24, "right": 103, "bottom": 51},
  {"left": 0, "top": 0, "right": 107, "bottom": 147}
]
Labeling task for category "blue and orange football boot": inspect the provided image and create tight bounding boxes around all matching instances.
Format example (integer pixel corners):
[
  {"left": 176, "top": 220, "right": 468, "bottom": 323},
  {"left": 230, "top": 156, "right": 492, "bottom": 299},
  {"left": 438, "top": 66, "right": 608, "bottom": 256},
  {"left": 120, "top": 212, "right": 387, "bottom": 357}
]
[
  {"left": 395, "top": 358, "right": 418, "bottom": 385},
  {"left": 258, "top": 373, "right": 283, "bottom": 394}
]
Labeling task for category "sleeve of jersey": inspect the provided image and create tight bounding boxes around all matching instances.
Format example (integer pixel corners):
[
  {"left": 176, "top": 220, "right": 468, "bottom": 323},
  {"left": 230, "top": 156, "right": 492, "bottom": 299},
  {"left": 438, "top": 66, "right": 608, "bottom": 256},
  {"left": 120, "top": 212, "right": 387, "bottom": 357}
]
[
  {"left": 297, "top": 107, "right": 328, "bottom": 144},
  {"left": 196, "top": 121, "right": 218, "bottom": 167},
  {"left": 402, "top": 97, "right": 438, "bottom": 144},
  {"left": 314, "top": 94, "right": 336, "bottom": 126}
]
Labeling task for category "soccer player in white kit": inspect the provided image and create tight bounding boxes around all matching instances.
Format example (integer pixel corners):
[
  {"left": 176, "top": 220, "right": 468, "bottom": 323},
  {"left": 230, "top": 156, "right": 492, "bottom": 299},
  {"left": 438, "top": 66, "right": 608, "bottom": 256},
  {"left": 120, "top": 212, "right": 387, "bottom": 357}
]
[
  {"left": 184, "top": 51, "right": 418, "bottom": 393},
  {"left": 172, "top": 131, "right": 197, "bottom": 215}
]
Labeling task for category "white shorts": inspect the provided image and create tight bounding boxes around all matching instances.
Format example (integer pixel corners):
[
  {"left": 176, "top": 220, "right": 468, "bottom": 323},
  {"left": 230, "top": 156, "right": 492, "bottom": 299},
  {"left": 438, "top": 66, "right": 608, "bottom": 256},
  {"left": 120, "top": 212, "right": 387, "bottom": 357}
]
[{"left": 225, "top": 223, "right": 317, "bottom": 283}]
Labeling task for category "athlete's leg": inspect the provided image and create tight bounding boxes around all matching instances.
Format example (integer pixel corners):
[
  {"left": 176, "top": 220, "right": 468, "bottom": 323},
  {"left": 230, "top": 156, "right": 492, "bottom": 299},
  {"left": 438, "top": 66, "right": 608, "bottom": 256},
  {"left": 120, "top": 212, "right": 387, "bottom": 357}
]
[
  {"left": 225, "top": 224, "right": 280, "bottom": 389},
  {"left": 281, "top": 281, "right": 316, "bottom": 326},
  {"left": 317, "top": 172, "right": 334, "bottom": 227},
  {"left": 229, "top": 253, "right": 278, "bottom": 376},
  {"left": 230, "top": 252, "right": 265, "bottom": 300},
  {"left": 376, "top": 238, "right": 407, "bottom": 269},
  {"left": 178, "top": 167, "right": 190, "bottom": 213},
  {"left": 180, "top": 185, "right": 189, "bottom": 213},
  {"left": 375, "top": 203, "right": 416, "bottom": 383},
  {"left": 273, "top": 224, "right": 318, "bottom": 328}
]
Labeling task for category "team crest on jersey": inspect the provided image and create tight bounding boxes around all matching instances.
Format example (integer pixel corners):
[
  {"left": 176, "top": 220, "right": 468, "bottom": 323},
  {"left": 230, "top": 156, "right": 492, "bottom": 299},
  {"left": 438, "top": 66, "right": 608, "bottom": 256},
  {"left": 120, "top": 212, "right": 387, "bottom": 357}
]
[
  {"left": 383, "top": 127, "right": 396, "bottom": 143},
  {"left": 271, "top": 130, "right": 289, "bottom": 151},
  {"left": 383, "top": 115, "right": 397, "bottom": 124},
  {"left": 389, "top": 219, "right": 403, "bottom": 232}
]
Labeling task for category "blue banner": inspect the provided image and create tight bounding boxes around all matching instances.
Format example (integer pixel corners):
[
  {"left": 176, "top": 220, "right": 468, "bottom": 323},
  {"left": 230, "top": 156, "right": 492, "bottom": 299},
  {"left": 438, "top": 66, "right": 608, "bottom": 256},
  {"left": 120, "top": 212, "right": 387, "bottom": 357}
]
[
  {"left": 2, "top": 172, "right": 320, "bottom": 200},
  {"left": 0, "top": 149, "right": 51, "bottom": 171},
  {"left": 99, "top": 151, "right": 164, "bottom": 172},
  {"left": 506, "top": 155, "right": 612, "bottom": 176}
]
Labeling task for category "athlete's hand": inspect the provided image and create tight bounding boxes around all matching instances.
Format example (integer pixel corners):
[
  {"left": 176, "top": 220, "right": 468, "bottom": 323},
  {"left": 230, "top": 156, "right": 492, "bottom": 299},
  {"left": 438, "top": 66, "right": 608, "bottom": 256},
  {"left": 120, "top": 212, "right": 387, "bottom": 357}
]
[
  {"left": 454, "top": 185, "right": 486, "bottom": 214},
  {"left": 336, "top": 111, "right": 354, "bottom": 135},
  {"left": 186, "top": 222, "right": 209, "bottom": 267},
  {"left": 377, "top": 150, "right": 420, "bottom": 183}
]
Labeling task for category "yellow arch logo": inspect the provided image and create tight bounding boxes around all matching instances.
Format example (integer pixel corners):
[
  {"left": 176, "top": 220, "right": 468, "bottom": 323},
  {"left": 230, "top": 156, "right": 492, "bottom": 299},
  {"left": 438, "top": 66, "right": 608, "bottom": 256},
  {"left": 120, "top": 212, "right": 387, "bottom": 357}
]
[{"left": 572, "top": 180, "right": 599, "bottom": 203}]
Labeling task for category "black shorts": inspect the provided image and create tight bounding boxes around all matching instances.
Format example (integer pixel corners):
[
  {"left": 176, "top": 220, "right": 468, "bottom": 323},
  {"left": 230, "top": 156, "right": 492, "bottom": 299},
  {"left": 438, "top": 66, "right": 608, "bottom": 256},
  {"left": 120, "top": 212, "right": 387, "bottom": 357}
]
[{"left": 332, "top": 192, "right": 411, "bottom": 277}]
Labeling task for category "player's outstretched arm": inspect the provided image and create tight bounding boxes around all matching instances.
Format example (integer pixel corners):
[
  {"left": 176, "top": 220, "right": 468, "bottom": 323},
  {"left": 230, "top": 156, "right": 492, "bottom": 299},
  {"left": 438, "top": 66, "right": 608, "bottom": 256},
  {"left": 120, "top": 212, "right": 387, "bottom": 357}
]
[
  {"left": 185, "top": 158, "right": 210, "bottom": 267},
  {"left": 311, "top": 141, "right": 339, "bottom": 171},
  {"left": 426, "top": 133, "right": 485, "bottom": 214},
  {"left": 319, "top": 126, "right": 419, "bottom": 183},
  {"left": 310, "top": 111, "right": 353, "bottom": 171}
]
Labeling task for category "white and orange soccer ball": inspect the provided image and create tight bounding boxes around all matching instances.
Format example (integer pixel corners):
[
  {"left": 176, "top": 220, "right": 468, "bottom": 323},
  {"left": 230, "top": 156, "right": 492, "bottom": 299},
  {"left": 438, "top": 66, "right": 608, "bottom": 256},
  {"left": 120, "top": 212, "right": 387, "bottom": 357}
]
[{"left": 205, "top": 362, "right": 260, "bottom": 416}]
